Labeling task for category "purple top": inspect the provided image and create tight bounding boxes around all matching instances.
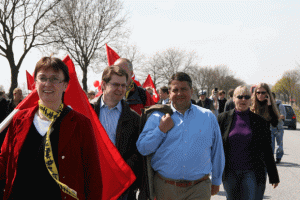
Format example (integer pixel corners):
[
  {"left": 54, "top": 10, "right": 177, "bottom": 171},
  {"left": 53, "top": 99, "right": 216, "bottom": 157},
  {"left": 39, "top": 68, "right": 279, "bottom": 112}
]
[{"left": 227, "top": 109, "right": 253, "bottom": 170}]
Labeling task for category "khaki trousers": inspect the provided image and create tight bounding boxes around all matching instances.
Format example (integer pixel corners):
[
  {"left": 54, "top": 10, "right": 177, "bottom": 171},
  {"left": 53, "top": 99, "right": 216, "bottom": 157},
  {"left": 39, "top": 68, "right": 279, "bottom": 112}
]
[{"left": 154, "top": 173, "right": 212, "bottom": 200}]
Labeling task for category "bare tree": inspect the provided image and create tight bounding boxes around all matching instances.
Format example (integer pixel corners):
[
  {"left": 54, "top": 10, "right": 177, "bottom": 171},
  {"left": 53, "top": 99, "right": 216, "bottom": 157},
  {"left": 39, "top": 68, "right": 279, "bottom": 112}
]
[
  {"left": 45, "top": 0, "right": 128, "bottom": 91},
  {"left": 0, "top": 0, "right": 61, "bottom": 97},
  {"left": 117, "top": 43, "right": 146, "bottom": 78},
  {"left": 190, "top": 65, "right": 245, "bottom": 96},
  {"left": 143, "top": 48, "right": 199, "bottom": 87}
]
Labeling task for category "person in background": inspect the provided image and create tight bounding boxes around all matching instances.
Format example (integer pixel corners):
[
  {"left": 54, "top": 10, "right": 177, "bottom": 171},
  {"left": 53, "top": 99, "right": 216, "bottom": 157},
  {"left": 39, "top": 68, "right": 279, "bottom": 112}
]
[
  {"left": 137, "top": 72, "right": 225, "bottom": 200},
  {"left": 0, "top": 56, "right": 102, "bottom": 200},
  {"left": 271, "top": 92, "right": 286, "bottom": 164},
  {"left": 218, "top": 86, "right": 279, "bottom": 200},
  {"left": 7, "top": 88, "right": 23, "bottom": 114},
  {"left": 92, "top": 65, "right": 142, "bottom": 200},
  {"left": 209, "top": 89, "right": 219, "bottom": 117},
  {"left": 87, "top": 90, "right": 96, "bottom": 102},
  {"left": 218, "top": 90, "right": 227, "bottom": 114},
  {"left": 251, "top": 83, "right": 280, "bottom": 129},
  {"left": 157, "top": 86, "right": 169, "bottom": 104},
  {"left": 0, "top": 90, "right": 7, "bottom": 200},
  {"left": 0, "top": 90, "right": 8, "bottom": 123},
  {"left": 196, "top": 90, "right": 215, "bottom": 113},
  {"left": 224, "top": 89, "right": 235, "bottom": 112},
  {"left": 114, "top": 58, "right": 155, "bottom": 115}
]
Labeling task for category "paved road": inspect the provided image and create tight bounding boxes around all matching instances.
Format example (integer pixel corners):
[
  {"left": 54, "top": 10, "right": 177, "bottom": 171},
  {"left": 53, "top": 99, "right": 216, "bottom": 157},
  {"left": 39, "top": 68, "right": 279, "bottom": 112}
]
[{"left": 212, "top": 123, "right": 300, "bottom": 200}]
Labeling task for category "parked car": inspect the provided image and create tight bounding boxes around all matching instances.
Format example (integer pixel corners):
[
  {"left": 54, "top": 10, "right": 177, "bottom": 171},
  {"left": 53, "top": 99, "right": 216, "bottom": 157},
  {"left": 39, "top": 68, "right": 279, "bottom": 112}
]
[{"left": 283, "top": 104, "right": 297, "bottom": 130}]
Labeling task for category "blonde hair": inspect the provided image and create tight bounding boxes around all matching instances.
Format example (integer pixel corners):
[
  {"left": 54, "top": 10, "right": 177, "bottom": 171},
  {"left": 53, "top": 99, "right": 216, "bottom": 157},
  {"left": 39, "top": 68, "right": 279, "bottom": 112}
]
[
  {"left": 250, "top": 83, "right": 280, "bottom": 121},
  {"left": 233, "top": 86, "right": 250, "bottom": 97},
  {"left": 13, "top": 88, "right": 22, "bottom": 94}
]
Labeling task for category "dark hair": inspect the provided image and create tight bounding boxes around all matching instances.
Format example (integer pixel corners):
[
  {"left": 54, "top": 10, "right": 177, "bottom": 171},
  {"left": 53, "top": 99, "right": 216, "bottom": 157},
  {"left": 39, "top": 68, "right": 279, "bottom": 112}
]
[
  {"left": 272, "top": 92, "right": 276, "bottom": 99},
  {"left": 168, "top": 72, "right": 192, "bottom": 89},
  {"left": 228, "top": 89, "right": 234, "bottom": 97},
  {"left": 160, "top": 86, "right": 169, "bottom": 94},
  {"left": 34, "top": 57, "right": 70, "bottom": 83},
  {"left": 102, "top": 65, "right": 128, "bottom": 83},
  {"left": 218, "top": 90, "right": 225, "bottom": 95}
]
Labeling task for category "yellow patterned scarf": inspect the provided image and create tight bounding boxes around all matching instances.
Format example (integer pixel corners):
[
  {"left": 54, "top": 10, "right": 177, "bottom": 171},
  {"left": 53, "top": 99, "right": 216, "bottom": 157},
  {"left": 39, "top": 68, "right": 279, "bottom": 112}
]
[
  {"left": 39, "top": 101, "right": 79, "bottom": 200},
  {"left": 125, "top": 80, "right": 134, "bottom": 99}
]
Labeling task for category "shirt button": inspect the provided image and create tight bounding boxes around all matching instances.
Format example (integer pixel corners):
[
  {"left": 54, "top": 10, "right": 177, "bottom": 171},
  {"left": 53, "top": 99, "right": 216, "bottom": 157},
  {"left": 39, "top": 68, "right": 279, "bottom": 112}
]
[
  {"left": 64, "top": 197, "right": 67, "bottom": 199},
  {"left": 62, "top": 156, "right": 65, "bottom": 159},
  {"left": 183, "top": 166, "right": 185, "bottom": 168},
  {"left": 63, "top": 176, "right": 65, "bottom": 179}
]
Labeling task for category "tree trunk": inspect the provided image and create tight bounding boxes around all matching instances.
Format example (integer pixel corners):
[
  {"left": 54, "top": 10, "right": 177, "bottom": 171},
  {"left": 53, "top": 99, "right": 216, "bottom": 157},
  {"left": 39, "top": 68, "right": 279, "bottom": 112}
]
[
  {"left": 9, "top": 66, "right": 19, "bottom": 99},
  {"left": 82, "top": 67, "right": 88, "bottom": 92}
]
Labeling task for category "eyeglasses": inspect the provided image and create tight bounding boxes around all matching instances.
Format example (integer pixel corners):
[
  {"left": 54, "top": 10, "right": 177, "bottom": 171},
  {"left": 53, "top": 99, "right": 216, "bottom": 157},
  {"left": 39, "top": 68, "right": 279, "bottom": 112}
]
[
  {"left": 108, "top": 82, "right": 127, "bottom": 89},
  {"left": 256, "top": 91, "right": 267, "bottom": 95},
  {"left": 236, "top": 95, "right": 251, "bottom": 100},
  {"left": 36, "top": 76, "right": 64, "bottom": 84}
]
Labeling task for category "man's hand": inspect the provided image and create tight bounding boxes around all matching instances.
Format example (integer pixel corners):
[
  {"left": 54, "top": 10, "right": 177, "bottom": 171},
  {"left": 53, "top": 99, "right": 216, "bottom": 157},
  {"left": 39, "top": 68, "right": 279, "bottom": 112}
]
[
  {"left": 272, "top": 183, "right": 279, "bottom": 189},
  {"left": 211, "top": 185, "right": 220, "bottom": 196},
  {"left": 159, "top": 113, "right": 174, "bottom": 133}
]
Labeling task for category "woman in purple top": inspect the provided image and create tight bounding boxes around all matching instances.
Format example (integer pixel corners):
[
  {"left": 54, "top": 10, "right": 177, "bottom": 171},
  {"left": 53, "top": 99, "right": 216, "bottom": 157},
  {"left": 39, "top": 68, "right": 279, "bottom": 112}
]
[{"left": 218, "top": 86, "right": 279, "bottom": 200}]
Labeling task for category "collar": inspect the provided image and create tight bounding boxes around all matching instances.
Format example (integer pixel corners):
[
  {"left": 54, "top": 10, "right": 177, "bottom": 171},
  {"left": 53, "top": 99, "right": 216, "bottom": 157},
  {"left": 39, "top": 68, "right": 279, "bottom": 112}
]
[
  {"left": 163, "top": 98, "right": 169, "bottom": 103},
  {"left": 234, "top": 108, "right": 250, "bottom": 116},
  {"left": 170, "top": 102, "right": 193, "bottom": 116},
  {"left": 100, "top": 96, "right": 122, "bottom": 112}
]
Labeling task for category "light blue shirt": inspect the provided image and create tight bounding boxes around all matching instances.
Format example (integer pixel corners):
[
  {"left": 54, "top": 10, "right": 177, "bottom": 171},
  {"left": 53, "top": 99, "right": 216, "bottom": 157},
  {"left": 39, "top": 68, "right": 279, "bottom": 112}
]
[
  {"left": 99, "top": 97, "right": 122, "bottom": 145},
  {"left": 136, "top": 103, "right": 225, "bottom": 185},
  {"left": 162, "top": 98, "right": 169, "bottom": 105}
]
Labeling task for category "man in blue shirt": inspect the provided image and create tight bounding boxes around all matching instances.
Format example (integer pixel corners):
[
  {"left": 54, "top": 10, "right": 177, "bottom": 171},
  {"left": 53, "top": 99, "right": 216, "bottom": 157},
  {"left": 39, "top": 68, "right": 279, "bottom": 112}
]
[
  {"left": 92, "top": 65, "right": 141, "bottom": 200},
  {"left": 136, "top": 72, "right": 225, "bottom": 200}
]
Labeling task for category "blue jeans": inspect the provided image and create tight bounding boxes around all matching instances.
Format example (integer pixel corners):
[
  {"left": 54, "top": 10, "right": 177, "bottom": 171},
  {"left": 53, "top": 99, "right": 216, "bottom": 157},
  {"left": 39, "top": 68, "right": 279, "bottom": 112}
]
[
  {"left": 223, "top": 170, "right": 266, "bottom": 200},
  {"left": 270, "top": 126, "right": 284, "bottom": 159}
]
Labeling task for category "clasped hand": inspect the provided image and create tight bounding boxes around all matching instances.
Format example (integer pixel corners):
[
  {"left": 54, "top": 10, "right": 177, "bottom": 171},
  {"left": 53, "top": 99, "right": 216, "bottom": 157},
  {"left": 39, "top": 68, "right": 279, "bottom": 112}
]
[{"left": 159, "top": 113, "right": 174, "bottom": 133}]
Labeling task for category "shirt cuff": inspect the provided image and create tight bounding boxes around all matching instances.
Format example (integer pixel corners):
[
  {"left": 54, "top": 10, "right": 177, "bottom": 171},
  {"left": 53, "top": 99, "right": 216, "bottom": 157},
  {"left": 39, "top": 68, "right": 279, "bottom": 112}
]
[{"left": 211, "top": 177, "right": 222, "bottom": 186}]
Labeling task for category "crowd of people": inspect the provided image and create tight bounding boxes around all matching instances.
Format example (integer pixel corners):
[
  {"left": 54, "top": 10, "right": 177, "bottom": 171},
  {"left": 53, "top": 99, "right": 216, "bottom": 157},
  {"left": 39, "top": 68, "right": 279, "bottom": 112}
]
[{"left": 0, "top": 55, "right": 286, "bottom": 200}]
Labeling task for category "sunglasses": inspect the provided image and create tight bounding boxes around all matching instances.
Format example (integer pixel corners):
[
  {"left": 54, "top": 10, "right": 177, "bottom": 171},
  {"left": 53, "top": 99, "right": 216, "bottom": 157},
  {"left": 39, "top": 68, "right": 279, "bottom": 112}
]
[
  {"left": 236, "top": 95, "right": 251, "bottom": 100},
  {"left": 256, "top": 91, "right": 267, "bottom": 95}
]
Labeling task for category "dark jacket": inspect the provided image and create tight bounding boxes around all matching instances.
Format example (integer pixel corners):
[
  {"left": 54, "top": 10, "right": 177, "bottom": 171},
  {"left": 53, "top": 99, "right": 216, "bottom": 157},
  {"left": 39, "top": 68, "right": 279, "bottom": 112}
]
[
  {"left": 224, "top": 98, "right": 235, "bottom": 112},
  {"left": 0, "top": 97, "right": 8, "bottom": 124},
  {"left": 93, "top": 96, "right": 142, "bottom": 191},
  {"left": 196, "top": 98, "right": 214, "bottom": 110},
  {"left": 126, "top": 82, "right": 155, "bottom": 115},
  {"left": 6, "top": 99, "right": 21, "bottom": 115},
  {"left": 218, "top": 98, "right": 227, "bottom": 114},
  {"left": 217, "top": 109, "right": 279, "bottom": 184}
]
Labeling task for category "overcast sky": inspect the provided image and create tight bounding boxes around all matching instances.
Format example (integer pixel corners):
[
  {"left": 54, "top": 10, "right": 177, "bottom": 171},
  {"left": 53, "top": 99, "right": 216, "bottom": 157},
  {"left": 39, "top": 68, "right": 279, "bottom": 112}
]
[{"left": 1, "top": 0, "right": 300, "bottom": 92}]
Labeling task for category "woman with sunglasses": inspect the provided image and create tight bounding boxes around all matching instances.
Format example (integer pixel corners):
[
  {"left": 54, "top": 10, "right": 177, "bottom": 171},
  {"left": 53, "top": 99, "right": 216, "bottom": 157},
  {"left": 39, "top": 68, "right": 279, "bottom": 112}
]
[
  {"left": 217, "top": 86, "right": 279, "bottom": 200},
  {"left": 251, "top": 82, "right": 280, "bottom": 128}
]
